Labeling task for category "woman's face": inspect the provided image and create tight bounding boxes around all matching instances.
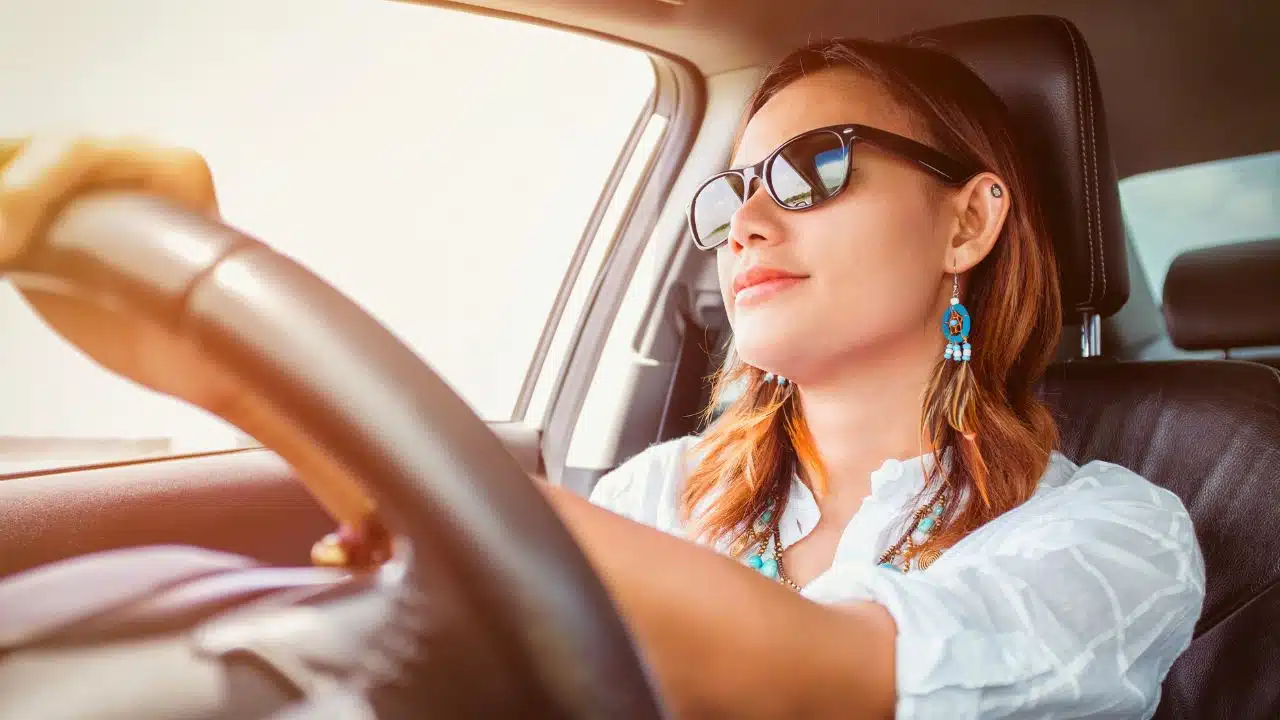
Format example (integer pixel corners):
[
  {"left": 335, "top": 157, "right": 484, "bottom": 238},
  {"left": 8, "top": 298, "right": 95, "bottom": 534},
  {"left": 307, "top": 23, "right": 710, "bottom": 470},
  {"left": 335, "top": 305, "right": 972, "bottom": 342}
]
[{"left": 719, "top": 68, "right": 956, "bottom": 380}]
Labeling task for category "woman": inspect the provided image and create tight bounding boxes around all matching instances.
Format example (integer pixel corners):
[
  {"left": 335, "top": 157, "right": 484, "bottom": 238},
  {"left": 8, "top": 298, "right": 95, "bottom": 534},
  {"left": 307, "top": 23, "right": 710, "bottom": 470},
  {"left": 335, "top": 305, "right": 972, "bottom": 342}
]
[{"left": 0, "top": 39, "right": 1203, "bottom": 719}]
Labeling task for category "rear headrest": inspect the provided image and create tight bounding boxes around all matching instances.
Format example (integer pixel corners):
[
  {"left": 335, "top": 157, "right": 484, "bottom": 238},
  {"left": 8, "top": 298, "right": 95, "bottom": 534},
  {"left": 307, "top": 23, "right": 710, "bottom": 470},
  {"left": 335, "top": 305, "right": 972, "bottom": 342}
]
[
  {"left": 906, "top": 16, "right": 1130, "bottom": 320},
  {"left": 1164, "top": 237, "right": 1280, "bottom": 351}
]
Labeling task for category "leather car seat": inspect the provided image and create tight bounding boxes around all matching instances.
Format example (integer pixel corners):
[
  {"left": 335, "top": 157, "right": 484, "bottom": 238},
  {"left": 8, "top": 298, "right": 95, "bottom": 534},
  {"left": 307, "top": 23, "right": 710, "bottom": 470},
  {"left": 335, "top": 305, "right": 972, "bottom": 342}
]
[
  {"left": 1163, "top": 236, "right": 1280, "bottom": 370},
  {"left": 915, "top": 16, "right": 1280, "bottom": 719}
]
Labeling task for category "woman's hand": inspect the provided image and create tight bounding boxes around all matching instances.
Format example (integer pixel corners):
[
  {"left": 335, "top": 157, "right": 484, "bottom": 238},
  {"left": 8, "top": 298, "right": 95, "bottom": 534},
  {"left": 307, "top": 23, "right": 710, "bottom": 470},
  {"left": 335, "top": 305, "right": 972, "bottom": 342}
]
[{"left": 0, "top": 136, "right": 241, "bottom": 416}]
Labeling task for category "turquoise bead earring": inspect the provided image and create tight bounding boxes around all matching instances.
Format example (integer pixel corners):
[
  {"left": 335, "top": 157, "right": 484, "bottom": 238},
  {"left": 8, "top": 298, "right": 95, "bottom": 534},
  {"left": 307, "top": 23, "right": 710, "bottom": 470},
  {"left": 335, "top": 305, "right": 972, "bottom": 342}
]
[{"left": 941, "top": 268, "right": 972, "bottom": 363}]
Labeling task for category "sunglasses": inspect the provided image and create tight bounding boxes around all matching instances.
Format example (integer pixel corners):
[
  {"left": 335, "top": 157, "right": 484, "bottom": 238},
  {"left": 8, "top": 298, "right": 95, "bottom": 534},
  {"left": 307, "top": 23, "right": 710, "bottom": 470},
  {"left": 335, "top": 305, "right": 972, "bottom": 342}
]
[{"left": 687, "top": 124, "right": 981, "bottom": 251}]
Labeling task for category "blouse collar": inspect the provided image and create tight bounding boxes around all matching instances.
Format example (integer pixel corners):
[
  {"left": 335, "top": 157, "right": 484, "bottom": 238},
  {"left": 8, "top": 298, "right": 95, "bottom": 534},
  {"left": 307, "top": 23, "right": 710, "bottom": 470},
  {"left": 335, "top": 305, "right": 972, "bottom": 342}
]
[{"left": 781, "top": 452, "right": 941, "bottom": 547}]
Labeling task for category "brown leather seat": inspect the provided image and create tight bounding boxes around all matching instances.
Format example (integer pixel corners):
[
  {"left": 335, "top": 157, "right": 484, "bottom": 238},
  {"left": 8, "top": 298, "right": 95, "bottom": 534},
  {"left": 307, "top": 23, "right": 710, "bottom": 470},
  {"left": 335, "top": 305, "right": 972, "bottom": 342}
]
[
  {"left": 1042, "top": 359, "right": 1280, "bottom": 719},
  {"left": 917, "top": 16, "right": 1280, "bottom": 719}
]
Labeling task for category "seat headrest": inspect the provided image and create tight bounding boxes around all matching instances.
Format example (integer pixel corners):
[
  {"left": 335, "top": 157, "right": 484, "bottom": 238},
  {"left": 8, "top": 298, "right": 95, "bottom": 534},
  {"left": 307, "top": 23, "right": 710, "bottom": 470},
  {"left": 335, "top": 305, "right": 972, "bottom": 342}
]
[
  {"left": 1164, "top": 237, "right": 1280, "bottom": 351},
  {"left": 905, "top": 15, "right": 1130, "bottom": 320}
]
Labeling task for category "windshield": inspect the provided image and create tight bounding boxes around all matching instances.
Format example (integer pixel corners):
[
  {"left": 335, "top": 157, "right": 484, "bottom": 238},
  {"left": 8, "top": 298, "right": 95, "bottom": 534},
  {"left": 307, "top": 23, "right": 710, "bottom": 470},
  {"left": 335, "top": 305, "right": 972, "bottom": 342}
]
[{"left": 0, "top": 0, "right": 655, "bottom": 472}]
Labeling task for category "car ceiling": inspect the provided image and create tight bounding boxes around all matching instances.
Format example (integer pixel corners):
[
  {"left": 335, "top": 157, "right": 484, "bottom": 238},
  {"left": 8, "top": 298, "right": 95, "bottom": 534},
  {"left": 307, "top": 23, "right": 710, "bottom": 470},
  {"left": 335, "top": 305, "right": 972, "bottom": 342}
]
[{"left": 416, "top": 0, "right": 1278, "bottom": 179}]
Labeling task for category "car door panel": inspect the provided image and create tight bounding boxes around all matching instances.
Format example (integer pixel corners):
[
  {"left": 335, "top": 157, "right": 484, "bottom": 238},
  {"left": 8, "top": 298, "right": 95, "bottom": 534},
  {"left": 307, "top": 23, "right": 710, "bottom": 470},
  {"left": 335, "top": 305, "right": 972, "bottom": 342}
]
[{"left": 0, "top": 422, "right": 542, "bottom": 577}]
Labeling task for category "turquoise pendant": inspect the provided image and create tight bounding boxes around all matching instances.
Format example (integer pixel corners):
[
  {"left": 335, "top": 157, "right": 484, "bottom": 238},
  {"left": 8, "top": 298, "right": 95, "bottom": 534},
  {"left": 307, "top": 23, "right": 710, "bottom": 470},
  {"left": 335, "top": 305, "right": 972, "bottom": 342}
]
[{"left": 941, "top": 300, "right": 971, "bottom": 344}]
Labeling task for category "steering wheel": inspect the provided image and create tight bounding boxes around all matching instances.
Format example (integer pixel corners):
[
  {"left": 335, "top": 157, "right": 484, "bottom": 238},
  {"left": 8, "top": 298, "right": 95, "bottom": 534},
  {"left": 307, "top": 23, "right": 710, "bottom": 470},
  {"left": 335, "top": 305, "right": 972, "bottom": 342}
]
[{"left": 2, "top": 193, "right": 664, "bottom": 719}]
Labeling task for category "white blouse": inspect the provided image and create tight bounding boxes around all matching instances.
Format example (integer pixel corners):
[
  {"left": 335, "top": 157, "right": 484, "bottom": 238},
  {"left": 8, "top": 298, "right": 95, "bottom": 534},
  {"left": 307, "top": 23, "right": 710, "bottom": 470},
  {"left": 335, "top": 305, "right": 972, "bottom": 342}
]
[{"left": 589, "top": 435, "right": 1205, "bottom": 719}]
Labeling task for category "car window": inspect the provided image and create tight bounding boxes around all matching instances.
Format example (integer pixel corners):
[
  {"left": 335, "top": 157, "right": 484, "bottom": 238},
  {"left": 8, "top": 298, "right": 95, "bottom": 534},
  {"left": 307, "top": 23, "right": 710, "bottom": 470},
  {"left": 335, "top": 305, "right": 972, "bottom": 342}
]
[
  {"left": 1120, "top": 151, "right": 1280, "bottom": 300},
  {"left": 0, "top": 0, "right": 655, "bottom": 472}
]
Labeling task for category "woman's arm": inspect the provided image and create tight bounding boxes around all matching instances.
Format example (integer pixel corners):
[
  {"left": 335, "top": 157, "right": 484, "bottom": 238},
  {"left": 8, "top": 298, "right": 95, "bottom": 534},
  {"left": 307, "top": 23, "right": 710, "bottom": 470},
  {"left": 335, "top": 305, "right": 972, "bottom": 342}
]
[
  {"left": 542, "top": 456, "right": 1204, "bottom": 720},
  {"left": 540, "top": 483, "right": 898, "bottom": 719}
]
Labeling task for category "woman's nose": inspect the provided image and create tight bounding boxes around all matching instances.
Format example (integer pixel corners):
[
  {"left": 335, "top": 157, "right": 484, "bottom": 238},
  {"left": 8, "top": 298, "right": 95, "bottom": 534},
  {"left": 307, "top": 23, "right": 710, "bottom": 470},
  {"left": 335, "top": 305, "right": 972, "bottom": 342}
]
[{"left": 727, "top": 177, "right": 780, "bottom": 254}]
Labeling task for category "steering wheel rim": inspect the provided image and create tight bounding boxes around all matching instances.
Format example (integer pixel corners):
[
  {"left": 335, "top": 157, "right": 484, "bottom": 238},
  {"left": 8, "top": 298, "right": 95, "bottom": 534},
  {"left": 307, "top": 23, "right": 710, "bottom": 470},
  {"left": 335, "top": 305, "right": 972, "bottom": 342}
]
[{"left": 8, "top": 193, "right": 664, "bottom": 719}]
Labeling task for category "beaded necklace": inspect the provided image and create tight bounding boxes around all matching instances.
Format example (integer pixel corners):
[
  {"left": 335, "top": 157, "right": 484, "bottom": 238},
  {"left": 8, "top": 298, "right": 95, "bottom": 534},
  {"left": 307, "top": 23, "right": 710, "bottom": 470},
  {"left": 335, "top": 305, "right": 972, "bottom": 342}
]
[{"left": 740, "top": 487, "right": 948, "bottom": 590}]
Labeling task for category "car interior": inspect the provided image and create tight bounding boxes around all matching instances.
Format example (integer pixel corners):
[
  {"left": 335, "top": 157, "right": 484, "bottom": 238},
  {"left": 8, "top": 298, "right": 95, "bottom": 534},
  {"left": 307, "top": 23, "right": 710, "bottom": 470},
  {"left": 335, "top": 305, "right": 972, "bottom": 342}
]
[{"left": 0, "top": 0, "right": 1276, "bottom": 718}]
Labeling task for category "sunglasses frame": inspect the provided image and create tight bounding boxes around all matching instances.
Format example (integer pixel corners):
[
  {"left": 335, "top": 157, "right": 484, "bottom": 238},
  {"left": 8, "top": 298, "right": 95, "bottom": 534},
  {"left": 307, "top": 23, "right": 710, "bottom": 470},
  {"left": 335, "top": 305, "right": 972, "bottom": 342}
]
[{"left": 687, "top": 123, "right": 982, "bottom": 250}]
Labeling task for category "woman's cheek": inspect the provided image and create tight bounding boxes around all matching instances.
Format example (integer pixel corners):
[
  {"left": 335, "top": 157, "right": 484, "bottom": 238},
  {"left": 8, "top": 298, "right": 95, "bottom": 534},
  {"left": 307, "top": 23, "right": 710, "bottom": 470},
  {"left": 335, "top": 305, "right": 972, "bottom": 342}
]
[
  {"left": 823, "top": 219, "right": 932, "bottom": 335},
  {"left": 716, "top": 250, "right": 737, "bottom": 318}
]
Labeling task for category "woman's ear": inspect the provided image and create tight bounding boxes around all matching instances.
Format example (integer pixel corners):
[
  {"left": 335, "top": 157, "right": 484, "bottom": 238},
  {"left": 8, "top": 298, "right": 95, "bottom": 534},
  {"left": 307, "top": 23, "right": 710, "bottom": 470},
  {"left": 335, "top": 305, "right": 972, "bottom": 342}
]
[{"left": 948, "top": 172, "right": 1009, "bottom": 273}]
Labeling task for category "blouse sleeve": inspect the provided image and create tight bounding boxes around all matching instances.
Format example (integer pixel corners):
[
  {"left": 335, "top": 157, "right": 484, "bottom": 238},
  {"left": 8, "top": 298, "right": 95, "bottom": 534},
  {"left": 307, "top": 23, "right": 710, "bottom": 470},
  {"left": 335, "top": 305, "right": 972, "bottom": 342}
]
[
  {"left": 587, "top": 449, "right": 652, "bottom": 523},
  {"left": 802, "top": 461, "right": 1206, "bottom": 719},
  {"left": 587, "top": 436, "right": 698, "bottom": 530}
]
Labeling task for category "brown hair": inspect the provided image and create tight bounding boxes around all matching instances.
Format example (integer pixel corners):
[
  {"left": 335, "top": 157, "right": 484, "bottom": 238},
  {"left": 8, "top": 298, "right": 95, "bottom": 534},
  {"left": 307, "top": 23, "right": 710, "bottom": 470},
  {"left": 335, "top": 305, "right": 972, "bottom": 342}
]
[{"left": 680, "top": 38, "right": 1063, "bottom": 564}]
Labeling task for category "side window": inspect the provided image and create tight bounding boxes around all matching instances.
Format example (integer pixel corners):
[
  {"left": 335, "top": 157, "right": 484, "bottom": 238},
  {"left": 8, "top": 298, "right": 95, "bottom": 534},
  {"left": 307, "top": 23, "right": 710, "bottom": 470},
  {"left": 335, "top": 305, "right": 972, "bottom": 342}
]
[{"left": 0, "top": 0, "right": 655, "bottom": 471}]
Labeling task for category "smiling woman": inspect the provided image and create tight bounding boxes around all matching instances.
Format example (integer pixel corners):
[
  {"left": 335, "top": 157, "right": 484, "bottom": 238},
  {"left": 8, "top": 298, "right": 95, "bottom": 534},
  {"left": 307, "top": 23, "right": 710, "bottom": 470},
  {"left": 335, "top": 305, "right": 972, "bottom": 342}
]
[{"left": 0, "top": 0, "right": 655, "bottom": 470}]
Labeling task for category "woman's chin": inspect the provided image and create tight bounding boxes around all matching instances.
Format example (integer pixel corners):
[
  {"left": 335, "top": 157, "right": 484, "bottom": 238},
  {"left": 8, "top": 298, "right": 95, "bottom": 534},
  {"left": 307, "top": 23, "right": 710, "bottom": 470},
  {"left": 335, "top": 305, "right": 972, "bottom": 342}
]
[{"left": 734, "top": 334, "right": 806, "bottom": 375}]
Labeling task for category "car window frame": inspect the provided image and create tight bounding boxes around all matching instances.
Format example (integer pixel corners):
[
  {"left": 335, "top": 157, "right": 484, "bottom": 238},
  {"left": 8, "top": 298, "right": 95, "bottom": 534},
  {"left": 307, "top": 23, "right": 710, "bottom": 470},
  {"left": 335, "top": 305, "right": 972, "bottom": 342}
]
[
  {"left": 511, "top": 83, "right": 659, "bottom": 421},
  {"left": 534, "top": 50, "right": 706, "bottom": 487}
]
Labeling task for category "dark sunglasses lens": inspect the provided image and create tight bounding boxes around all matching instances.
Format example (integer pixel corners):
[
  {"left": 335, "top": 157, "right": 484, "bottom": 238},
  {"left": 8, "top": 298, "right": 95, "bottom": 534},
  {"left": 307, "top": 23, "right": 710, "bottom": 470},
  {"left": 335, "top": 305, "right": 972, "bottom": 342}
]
[
  {"left": 691, "top": 173, "right": 744, "bottom": 249},
  {"left": 767, "top": 131, "right": 848, "bottom": 210}
]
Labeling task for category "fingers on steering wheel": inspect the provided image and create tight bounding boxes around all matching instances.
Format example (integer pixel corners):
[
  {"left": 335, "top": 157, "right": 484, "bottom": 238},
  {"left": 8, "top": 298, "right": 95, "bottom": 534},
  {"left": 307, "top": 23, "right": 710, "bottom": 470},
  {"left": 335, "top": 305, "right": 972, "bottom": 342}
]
[{"left": 0, "top": 136, "right": 221, "bottom": 265}]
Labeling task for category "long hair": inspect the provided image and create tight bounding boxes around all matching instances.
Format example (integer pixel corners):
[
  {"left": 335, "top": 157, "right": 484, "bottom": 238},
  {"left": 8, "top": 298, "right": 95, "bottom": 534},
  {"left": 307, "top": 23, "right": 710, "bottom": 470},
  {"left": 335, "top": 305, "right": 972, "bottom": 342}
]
[{"left": 680, "top": 39, "right": 1063, "bottom": 564}]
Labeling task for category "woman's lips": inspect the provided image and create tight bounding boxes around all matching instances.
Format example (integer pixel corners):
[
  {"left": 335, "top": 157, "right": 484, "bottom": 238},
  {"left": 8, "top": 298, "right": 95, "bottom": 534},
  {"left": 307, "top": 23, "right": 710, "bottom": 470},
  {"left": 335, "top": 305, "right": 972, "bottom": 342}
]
[
  {"left": 733, "top": 265, "right": 808, "bottom": 293},
  {"left": 734, "top": 275, "right": 807, "bottom": 307},
  {"left": 732, "top": 263, "right": 808, "bottom": 307}
]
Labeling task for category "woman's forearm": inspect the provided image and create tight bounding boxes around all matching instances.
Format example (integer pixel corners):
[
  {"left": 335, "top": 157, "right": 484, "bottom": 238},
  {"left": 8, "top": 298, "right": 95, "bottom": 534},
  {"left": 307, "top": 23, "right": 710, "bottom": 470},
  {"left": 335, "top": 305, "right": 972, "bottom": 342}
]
[{"left": 540, "top": 483, "right": 897, "bottom": 719}]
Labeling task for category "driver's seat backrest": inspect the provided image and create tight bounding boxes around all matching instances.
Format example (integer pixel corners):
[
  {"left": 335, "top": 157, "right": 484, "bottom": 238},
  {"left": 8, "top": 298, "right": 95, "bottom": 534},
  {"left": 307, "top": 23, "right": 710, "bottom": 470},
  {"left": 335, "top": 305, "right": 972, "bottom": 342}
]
[
  {"left": 1042, "top": 360, "right": 1280, "bottom": 718},
  {"left": 913, "top": 15, "right": 1280, "bottom": 719}
]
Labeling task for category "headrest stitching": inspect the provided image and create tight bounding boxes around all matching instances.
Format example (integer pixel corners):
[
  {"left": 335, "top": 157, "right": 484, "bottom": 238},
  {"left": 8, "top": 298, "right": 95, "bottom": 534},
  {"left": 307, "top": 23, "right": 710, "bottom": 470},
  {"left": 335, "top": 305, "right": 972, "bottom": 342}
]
[
  {"left": 1085, "top": 55, "right": 1106, "bottom": 304},
  {"left": 1059, "top": 17, "right": 1096, "bottom": 310}
]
